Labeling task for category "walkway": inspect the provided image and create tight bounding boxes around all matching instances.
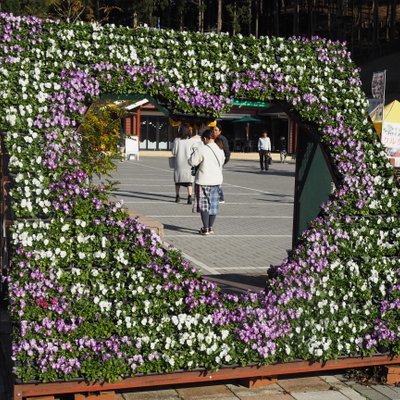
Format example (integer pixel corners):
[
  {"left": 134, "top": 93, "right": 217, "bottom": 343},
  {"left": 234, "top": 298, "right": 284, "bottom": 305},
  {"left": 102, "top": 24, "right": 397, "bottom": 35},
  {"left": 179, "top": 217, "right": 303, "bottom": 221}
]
[{"left": 108, "top": 152, "right": 294, "bottom": 293}]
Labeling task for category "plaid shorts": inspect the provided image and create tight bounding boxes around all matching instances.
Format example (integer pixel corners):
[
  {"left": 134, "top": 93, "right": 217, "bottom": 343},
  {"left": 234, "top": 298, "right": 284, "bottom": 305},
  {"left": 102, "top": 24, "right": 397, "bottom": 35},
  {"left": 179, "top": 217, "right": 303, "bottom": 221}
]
[{"left": 192, "top": 184, "right": 220, "bottom": 215}]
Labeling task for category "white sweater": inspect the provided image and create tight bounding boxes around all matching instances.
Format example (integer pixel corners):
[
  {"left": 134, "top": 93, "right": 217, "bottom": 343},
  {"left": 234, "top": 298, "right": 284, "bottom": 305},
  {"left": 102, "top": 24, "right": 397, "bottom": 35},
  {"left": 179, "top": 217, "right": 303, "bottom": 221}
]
[
  {"left": 188, "top": 142, "right": 225, "bottom": 186},
  {"left": 258, "top": 137, "right": 271, "bottom": 151}
]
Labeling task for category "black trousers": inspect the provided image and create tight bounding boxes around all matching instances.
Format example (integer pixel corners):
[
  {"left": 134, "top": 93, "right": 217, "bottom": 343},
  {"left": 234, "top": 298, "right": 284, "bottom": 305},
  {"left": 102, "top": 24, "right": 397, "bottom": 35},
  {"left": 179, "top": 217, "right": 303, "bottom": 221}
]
[{"left": 259, "top": 150, "right": 269, "bottom": 170}]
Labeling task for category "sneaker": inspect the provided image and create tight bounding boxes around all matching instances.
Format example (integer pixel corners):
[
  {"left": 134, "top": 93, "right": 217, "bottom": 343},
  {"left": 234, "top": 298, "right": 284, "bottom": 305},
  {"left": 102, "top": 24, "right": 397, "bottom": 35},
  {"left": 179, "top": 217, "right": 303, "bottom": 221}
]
[
  {"left": 219, "top": 200, "right": 225, "bottom": 204},
  {"left": 198, "top": 227, "right": 210, "bottom": 235},
  {"left": 208, "top": 227, "right": 214, "bottom": 234}
]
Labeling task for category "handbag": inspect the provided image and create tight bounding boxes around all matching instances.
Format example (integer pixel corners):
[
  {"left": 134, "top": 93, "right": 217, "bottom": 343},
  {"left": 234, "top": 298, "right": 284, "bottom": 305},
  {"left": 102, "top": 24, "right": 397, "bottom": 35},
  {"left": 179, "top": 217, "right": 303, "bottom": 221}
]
[
  {"left": 168, "top": 156, "right": 175, "bottom": 168},
  {"left": 191, "top": 165, "right": 199, "bottom": 176}
]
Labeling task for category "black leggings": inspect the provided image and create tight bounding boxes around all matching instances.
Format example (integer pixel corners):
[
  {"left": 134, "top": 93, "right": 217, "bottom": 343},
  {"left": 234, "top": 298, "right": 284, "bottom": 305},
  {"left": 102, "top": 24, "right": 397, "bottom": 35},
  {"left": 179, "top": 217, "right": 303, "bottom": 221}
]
[{"left": 201, "top": 211, "right": 216, "bottom": 229}]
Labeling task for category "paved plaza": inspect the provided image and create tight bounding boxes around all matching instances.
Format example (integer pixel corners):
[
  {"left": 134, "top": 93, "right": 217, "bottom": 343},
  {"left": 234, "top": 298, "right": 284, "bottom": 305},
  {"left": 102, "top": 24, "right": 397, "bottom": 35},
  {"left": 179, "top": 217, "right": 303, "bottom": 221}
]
[{"left": 106, "top": 152, "right": 295, "bottom": 293}]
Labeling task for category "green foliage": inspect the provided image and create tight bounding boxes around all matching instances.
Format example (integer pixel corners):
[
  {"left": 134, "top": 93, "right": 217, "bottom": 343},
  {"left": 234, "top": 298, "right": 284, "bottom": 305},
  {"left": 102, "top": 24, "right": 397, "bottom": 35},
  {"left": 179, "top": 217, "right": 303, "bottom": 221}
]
[{"left": 79, "top": 101, "right": 126, "bottom": 177}]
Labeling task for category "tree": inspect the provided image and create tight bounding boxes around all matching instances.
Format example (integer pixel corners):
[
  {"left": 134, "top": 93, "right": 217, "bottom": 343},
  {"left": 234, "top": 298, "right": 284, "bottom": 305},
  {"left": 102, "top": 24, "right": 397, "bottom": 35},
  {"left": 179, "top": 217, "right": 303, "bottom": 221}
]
[{"left": 79, "top": 101, "right": 126, "bottom": 178}]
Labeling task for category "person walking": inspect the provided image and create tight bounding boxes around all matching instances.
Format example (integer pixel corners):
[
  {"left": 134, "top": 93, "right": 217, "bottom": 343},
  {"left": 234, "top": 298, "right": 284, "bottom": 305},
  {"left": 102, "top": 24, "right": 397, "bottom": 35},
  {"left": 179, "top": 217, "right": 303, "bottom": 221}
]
[
  {"left": 279, "top": 136, "right": 287, "bottom": 163},
  {"left": 172, "top": 124, "right": 195, "bottom": 204},
  {"left": 189, "top": 129, "right": 225, "bottom": 235},
  {"left": 212, "top": 124, "right": 230, "bottom": 203},
  {"left": 258, "top": 130, "right": 271, "bottom": 171}
]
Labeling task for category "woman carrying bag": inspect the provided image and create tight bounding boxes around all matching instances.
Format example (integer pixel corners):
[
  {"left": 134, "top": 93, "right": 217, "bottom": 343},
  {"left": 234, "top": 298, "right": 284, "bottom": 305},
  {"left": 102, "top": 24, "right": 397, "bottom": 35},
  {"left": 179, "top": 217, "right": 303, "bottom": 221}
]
[
  {"left": 172, "top": 124, "right": 195, "bottom": 204},
  {"left": 188, "top": 129, "right": 225, "bottom": 235}
]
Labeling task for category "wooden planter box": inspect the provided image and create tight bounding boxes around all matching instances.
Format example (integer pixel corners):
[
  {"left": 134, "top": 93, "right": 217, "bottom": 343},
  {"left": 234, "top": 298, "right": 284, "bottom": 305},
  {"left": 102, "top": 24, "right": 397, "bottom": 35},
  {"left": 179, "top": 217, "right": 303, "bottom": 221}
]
[{"left": 13, "top": 354, "right": 400, "bottom": 400}]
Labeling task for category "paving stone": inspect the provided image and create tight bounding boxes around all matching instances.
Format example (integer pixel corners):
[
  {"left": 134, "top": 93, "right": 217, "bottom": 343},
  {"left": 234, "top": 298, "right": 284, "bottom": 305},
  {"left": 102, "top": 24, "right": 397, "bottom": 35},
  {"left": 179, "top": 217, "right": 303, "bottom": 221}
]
[
  {"left": 291, "top": 390, "right": 354, "bottom": 400},
  {"left": 339, "top": 388, "right": 367, "bottom": 400},
  {"left": 122, "top": 389, "right": 180, "bottom": 400},
  {"left": 390, "top": 387, "right": 400, "bottom": 394},
  {"left": 319, "top": 376, "right": 367, "bottom": 399},
  {"left": 278, "top": 377, "right": 331, "bottom": 393},
  {"left": 347, "top": 384, "right": 391, "bottom": 400},
  {"left": 320, "top": 375, "right": 351, "bottom": 388},
  {"left": 232, "top": 394, "right": 296, "bottom": 400},
  {"left": 226, "top": 382, "right": 285, "bottom": 397},
  {"left": 176, "top": 384, "right": 237, "bottom": 399},
  {"left": 370, "top": 385, "right": 400, "bottom": 399}
]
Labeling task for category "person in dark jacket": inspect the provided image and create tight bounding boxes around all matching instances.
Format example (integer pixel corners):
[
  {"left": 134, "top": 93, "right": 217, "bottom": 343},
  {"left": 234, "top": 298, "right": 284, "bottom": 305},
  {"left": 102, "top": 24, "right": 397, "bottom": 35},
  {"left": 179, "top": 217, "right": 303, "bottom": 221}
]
[
  {"left": 212, "top": 124, "right": 230, "bottom": 203},
  {"left": 279, "top": 136, "right": 287, "bottom": 163}
]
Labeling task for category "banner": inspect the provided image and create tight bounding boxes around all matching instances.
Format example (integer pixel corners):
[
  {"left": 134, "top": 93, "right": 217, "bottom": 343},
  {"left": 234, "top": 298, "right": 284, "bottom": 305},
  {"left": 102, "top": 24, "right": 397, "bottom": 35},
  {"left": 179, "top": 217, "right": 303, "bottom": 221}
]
[
  {"left": 371, "top": 70, "right": 386, "bottom": 100},
  {"left": 381, "top": 122, "right": 400, "bottom": 150}
]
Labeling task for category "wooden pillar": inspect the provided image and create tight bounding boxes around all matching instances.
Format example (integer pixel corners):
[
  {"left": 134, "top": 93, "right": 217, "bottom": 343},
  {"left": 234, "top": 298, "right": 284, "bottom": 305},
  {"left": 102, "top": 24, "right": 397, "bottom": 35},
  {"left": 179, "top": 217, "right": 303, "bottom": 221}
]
[
  {"left": 135, "top": 109, "right": 141, "bottom": 140},
  {"left": 75, "top": 392, "right": 116, "bottom": 400},
  {"left": 385, "top": 365, "right": 400, "bottom": 384}
]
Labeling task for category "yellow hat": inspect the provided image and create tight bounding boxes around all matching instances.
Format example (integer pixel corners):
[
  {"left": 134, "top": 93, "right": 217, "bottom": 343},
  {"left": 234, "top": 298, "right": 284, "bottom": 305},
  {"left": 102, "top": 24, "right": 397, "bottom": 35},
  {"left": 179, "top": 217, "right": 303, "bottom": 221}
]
[{"left": 207, "top": 120, "right": 217, "bottom": 127}]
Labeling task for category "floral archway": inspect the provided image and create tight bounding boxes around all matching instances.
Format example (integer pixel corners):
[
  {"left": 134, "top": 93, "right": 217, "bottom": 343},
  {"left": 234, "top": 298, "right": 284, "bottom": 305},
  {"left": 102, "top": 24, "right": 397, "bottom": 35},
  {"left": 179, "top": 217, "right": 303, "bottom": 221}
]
[{"left": 1, "top": 13, "right": 400, "bottom": 382}]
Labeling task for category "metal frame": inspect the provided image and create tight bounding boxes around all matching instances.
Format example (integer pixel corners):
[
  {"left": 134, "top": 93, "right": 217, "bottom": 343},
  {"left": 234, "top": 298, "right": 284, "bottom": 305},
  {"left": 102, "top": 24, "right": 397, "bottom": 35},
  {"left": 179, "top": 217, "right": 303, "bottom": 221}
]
[{"left": 13, "top": 355, "right": 400, "bottom": 399}]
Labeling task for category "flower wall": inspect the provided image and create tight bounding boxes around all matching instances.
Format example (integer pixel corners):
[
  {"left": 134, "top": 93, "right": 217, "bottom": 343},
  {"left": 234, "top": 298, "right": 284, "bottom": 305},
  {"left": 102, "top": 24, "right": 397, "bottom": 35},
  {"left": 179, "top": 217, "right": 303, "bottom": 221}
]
[{"left": 1, "top": 13, "right": 400, "bottom": 383}]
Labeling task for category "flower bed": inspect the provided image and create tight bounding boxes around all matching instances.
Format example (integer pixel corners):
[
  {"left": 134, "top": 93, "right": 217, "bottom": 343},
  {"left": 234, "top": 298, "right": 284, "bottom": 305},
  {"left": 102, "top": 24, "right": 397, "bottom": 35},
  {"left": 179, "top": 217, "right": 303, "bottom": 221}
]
[{"left": 0, "top": 13, "right": 399, "bottom": 383}]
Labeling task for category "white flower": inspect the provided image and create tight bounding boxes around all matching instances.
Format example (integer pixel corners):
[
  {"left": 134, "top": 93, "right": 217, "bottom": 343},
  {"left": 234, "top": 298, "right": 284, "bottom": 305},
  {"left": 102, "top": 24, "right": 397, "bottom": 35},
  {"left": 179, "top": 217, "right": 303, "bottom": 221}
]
[{"left": 61, "top": 224, "right": 70, "bottom": 232}]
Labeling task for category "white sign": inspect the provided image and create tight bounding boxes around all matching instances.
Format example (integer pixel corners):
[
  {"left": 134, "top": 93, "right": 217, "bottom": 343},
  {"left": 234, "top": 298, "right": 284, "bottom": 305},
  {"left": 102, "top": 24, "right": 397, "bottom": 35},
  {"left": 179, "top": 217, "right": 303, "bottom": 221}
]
[
  {"left": 381, "top": 122, "right": 400, "bottom": 149},
  {"left": 371, "top": 70, "right": 386, "bottom": 100},
  {"left": 125, "top": 136, "right": 139, "bottom": 160}
]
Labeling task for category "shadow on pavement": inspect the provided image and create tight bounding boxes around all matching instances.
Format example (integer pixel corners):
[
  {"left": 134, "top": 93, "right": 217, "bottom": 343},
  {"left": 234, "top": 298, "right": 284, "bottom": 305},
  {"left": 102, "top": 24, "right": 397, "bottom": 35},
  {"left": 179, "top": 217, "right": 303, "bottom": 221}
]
[
  {"left": 163, "top": 223, "right": 198, "bottom": 234},
  {"left": 112, "top": 190, "right": 175, "bottom": 202},
  {"left": 203, "top": 274, "right": 268, "bottom": 295},
  {"left": 227, "top": 168, "right": 295, "bottom": 177}
]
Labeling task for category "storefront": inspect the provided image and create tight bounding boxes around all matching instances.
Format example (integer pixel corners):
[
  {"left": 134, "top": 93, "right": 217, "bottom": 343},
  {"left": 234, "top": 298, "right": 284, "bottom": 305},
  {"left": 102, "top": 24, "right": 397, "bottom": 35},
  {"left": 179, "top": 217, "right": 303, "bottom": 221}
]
[{"left": 122, "top": 98, "right": 298, "bottom": 155}]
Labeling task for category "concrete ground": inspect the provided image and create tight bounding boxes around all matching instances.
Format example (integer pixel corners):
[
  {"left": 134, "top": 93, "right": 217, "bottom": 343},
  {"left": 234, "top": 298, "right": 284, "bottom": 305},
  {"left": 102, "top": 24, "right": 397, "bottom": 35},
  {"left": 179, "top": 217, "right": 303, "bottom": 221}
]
[
  {"left": 98, "top": 151, "right": 400, "bottom": 400},
  {"left": 109, "top": 151, "right": 294, "bottom": 293}
]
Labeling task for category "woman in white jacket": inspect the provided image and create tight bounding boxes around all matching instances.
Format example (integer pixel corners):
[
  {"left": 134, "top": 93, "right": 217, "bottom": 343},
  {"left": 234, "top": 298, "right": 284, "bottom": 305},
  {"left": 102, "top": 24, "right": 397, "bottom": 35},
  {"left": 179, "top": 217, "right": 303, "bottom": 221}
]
[
  {"left": 172, "top": 125, "right": 198, "bottom": 204},
  {"left": 188, "top": 129, "right": 225, "bottom": 235}
]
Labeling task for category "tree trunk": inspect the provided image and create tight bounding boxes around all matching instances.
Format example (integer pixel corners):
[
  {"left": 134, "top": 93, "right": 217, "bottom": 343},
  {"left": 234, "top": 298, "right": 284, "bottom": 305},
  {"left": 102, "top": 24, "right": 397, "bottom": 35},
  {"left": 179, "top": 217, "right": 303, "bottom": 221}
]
[
  {"left": 308, "top": 0, "right": 315, "bottom": 37},
  {"left": 372, "top": 0, "right": 379, "bottom": 46},
  {"left": 390, "top": 0, "right": 397, "bottom": 41},
  {"left": 255, "top": 0, "right": 259, "bottom": 37},
  {"left": 337, "top": 0, "right": 343, "bottom": 41},
  {"left": 133, "top": 11, "right": 138, "bottom": 28},
  {"left": 198, "top": 0, "right": 204, "bottom": 32},
  {"left": 274, "top": 0, "right": 279, "bottom": 36},
  {"left": 217, "top": 0, "right": 222, "bottom": 32},
  {"left": 95, "top": 0, "right": 99, "bottom": 21},
  {"left": 356, "top": 0, "right": 362, "bottom": 41},
  {"left": 232, "top": 1, "right": 237, "bottom": 35},
  {"left": 248, "top": 0, "right": 252, "bottom": 35},
  {"left": 293, "top": 0, "right": 299, "bottom": 36},
  {"left": 386, "top": 1, "right": 390, "bottom": 40}
]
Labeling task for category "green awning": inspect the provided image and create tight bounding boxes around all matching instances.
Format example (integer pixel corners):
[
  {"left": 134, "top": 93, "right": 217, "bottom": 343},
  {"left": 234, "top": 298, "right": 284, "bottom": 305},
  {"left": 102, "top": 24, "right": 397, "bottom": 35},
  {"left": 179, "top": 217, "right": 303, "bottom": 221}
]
[
  {"left": 100, "top": 94, "right": 170, "bottom": 116},
  {"left": 232, "top": 116, "right": 264, "bottom": 123},
  {"left": 232, "top": 99, "right": 271, "bottom": 108}
]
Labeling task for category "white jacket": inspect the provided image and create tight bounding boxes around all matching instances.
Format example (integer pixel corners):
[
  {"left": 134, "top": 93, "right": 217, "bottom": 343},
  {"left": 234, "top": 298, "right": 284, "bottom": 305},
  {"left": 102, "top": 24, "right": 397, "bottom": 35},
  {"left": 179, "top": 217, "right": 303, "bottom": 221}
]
[
  {"left": 188, "top": 142, "right": 225, "bottom": 186},
  {"left": 258, "top": 137, "right": 271, "bottom": 151}
]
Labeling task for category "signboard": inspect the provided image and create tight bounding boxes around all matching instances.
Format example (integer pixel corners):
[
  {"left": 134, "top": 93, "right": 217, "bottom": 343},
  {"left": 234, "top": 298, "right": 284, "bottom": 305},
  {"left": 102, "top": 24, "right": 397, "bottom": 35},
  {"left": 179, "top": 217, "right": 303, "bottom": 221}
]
[
  {"left": 371, "top": 70, "right": 386, "bottom": 121},
  {"left": 381, "top": 122, "right": 400, "bottom": 167},
  {"left": 125, "top": 136, "right": 139, "bottom": 160},
  {"left": 371, "top": 70, "right": 386, "bottom": 100},
  {"left": 381, "top": 122, "right": 400, "bottom": 149}
]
